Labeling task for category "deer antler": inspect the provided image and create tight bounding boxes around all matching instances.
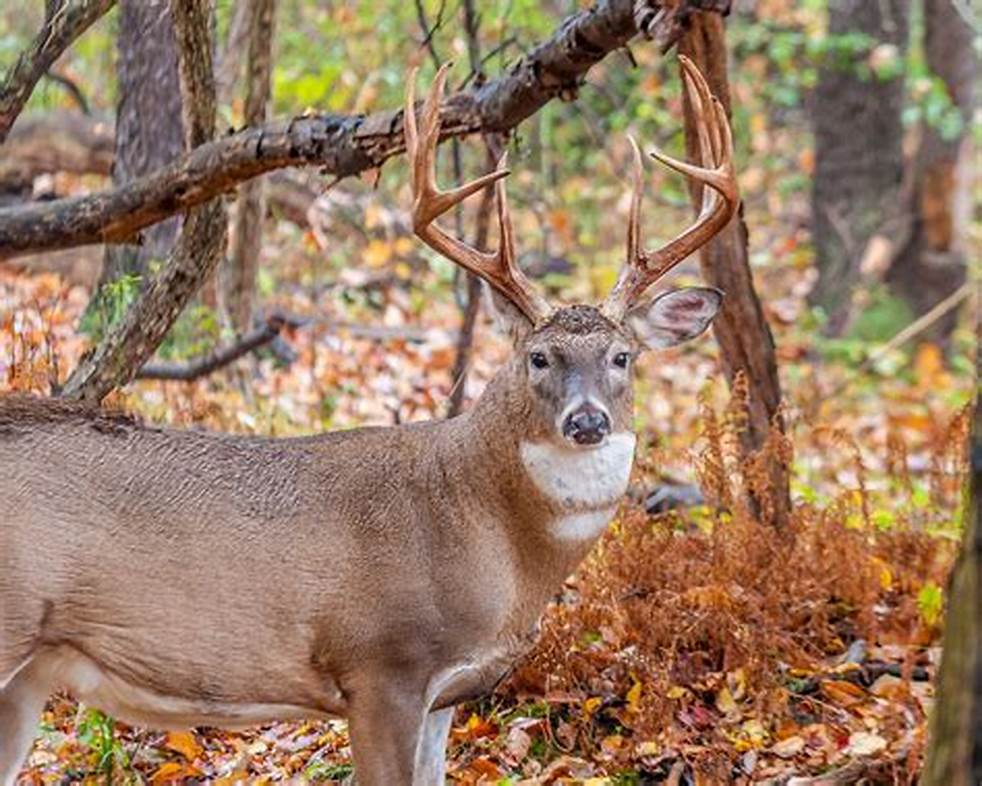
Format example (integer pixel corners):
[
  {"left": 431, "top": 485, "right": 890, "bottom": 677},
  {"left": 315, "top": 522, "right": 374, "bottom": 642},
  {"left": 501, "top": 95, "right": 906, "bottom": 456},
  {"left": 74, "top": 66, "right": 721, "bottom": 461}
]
[
  {"left": 404, "top": 64, "right": 552, "bottom": 325},
  {"left": 601, "top": 55, "right": 739, "bottom": 321}
]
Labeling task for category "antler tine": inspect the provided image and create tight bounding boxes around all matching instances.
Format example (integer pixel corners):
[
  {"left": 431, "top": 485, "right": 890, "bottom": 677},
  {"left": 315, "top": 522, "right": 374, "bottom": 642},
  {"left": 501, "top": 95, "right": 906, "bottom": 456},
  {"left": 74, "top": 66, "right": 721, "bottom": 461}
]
[
  {"left": 602, "top": 55, "right": 739, "bottom": 321},
  {"left": 404, "top": 64, "right": 551, "bottom": 325}
]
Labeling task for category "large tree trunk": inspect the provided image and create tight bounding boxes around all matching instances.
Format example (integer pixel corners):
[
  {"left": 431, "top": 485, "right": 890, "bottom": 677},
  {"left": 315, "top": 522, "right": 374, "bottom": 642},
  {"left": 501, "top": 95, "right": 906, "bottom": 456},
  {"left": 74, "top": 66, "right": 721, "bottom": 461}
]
[
  {"left": 61, "top": 0, "right": 225, "bottom": 404},
  {"left": 921, "top": 363, "right": 982, "bottom": 784},
  {"left": 678, "top": 13, "right": 790, "bottom": 527},
  {"left": 224, "top": 0, "right": 275, "bottom": 334},
  {"left": 809, "top": 0, "right": 909, "bottom": 335},
  {"left": 98, "top": 0, "right": 183, "bottom": 289},
  {"left": 884, "top": 0, "right": 976, "bottom": 344}
]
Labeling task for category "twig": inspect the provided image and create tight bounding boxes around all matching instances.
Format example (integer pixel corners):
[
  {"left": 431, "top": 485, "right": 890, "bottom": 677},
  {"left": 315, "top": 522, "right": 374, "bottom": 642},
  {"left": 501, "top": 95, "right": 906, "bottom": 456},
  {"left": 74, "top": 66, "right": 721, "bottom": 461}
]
[
  {"left": 0, "top": 0, "right": 665, "bottom": 261},
  {"left": 42, "top": 69, "right": 91, "bottom": 114},
  {"left": 0, "top": 0, "right": 114, "bottom": 142},
  {"left": 137, "top": 316, "right": 288, "bottom": 381},
  {"left": 824, "top": 281, "right": 974, "bottom": 400}
]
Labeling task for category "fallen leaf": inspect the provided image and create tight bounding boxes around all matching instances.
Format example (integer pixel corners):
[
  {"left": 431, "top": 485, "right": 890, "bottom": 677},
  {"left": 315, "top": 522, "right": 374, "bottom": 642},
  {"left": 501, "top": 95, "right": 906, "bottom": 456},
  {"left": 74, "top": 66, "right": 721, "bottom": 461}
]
[
  {"left": 845, "top": 731, "right": 887, "bottom": 757},
  {"left": 771, "top": 735, "right": 805, "bottom": 758},
  {"left": 164, "top": 730, "right": 202, "bottom": 761}
]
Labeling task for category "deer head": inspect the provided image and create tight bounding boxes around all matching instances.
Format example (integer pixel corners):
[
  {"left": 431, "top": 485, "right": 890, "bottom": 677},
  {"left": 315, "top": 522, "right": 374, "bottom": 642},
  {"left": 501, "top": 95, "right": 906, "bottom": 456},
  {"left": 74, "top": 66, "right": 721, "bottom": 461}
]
[{"left": 405, "top": 57, "right": 738, "bottom": 450}]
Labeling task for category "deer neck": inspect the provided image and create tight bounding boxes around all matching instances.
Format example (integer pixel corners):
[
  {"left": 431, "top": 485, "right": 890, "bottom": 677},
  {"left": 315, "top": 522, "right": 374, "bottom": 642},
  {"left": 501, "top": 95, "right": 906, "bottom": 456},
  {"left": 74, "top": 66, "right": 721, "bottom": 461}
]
[{"left": 463, "top": 358, "right": 636, "bottom": 557}]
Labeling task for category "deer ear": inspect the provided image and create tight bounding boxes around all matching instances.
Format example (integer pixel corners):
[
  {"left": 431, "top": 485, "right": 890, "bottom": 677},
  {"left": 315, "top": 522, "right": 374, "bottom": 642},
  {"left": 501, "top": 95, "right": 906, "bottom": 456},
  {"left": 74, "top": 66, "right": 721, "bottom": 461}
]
[
  {"left": 483, "top": 283, "right": 534, "bottom": 344},
  {"left": 625, "top": 286, "right": 722, "bottom": 350}
]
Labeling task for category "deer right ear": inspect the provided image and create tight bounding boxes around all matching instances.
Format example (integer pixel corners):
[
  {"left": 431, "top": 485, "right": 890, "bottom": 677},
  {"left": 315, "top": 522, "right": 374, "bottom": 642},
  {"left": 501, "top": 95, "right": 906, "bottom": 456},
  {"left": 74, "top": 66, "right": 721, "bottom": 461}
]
[
  {"left": 483, "top": 283, "right": 535, "bottom": 344},
  {"left": 625, "top": 286, "right": 722, "bottom": 350}
]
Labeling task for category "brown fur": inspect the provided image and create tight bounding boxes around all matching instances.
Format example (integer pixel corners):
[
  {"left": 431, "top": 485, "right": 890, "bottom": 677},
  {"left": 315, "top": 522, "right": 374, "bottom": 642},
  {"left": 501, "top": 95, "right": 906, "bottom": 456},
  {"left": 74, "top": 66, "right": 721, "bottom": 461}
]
[{"left": 0, "top": 299, "right": 718, "bottom": 786}]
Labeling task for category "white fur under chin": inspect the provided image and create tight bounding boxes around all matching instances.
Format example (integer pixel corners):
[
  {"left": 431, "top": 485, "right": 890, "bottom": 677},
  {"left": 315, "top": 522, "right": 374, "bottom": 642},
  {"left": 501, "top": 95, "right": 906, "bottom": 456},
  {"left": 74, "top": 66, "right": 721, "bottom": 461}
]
[
  {"left": 551, "top": 507, "right": 619, "bottom": 540},
  {"left": 520, "top": 432, "right": 636, "bottom": 509}
]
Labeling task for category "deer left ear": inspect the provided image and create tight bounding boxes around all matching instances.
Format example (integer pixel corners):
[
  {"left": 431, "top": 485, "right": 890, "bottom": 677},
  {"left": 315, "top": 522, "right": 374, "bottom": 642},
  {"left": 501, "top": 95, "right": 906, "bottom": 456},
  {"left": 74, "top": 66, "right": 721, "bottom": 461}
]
[{"left": 625, "top": 287, "right": 723, "bottom": 350}]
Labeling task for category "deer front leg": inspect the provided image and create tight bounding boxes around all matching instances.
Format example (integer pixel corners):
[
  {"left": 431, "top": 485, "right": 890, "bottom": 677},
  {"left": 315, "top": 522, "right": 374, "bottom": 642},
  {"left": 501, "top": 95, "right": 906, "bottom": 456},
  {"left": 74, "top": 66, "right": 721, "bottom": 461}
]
[
  {"left": 413, "top": 706, "right": 454, "bottom": 785},
  {"left": 346, "top": 674, "right": 433, "bottom": 786},
  {"left": 0, "top": 658, "right": 50, "bottom": 786}
]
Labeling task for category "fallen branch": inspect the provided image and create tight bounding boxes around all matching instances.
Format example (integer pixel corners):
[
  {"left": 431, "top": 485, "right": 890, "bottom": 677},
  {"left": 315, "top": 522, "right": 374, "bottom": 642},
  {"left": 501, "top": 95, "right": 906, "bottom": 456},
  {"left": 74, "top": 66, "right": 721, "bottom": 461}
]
[
  {"left": 137, "top": 316, "right": 289, "bottom": 381},
  {"left": 0, "top": 0, "right": 115, "bottom": 142},
  {"left": 0, "top": 0, "right": 708, "bottom": 261}
]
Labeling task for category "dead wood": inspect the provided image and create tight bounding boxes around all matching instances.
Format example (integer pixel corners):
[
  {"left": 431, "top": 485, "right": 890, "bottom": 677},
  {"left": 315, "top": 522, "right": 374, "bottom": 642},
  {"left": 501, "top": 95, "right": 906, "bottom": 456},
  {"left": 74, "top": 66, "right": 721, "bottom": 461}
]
[{"left": 0, "top": 0, "right": 707, "bottom": 261}]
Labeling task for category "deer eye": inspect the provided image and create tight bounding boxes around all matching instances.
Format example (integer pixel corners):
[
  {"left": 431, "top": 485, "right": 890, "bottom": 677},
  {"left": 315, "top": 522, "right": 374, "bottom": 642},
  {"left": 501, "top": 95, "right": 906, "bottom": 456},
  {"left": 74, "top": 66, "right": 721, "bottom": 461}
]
[
  {"left": 613, "top": 352, "right": 631, "bottom": 369},
  {"left": 529, "top": 352, "right": 549, "bottom": 370}
]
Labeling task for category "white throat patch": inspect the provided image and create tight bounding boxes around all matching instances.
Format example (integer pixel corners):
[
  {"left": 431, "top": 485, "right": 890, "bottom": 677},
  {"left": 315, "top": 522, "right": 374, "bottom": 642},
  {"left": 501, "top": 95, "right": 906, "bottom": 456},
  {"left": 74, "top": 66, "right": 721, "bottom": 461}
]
[{"left": 520, "top": 432, "right": 636, "bottom": 509}]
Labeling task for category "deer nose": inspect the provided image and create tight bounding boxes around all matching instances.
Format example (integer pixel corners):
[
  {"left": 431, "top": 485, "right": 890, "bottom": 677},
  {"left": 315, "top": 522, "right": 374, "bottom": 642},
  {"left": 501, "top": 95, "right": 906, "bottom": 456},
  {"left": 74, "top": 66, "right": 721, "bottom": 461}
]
[{"left": 562, "top": 406, "right": 611, "bottom": 446}]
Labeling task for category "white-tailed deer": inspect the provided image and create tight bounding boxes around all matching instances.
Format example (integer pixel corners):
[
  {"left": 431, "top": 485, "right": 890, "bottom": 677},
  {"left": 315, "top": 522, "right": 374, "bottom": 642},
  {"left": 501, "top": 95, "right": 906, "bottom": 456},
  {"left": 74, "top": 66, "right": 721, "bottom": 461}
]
[{"left": 0, "top": 56, "right": 736, "bottom": 785}]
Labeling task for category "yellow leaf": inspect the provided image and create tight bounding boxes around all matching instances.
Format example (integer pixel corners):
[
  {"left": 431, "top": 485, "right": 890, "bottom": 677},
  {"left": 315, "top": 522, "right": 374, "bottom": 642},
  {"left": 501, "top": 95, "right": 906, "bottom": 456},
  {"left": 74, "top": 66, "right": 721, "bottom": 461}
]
[
  {"left": 601, "top": 734, "right": 624, "bottom": 753},
  {"left": 164, "top": 730, "right": 202, "bottom": 761},
  {"left": 666, "top": 685, "right": 688, "bottom": 700},
  {"left": 583, "top": 696, "right": 603, "bottom": 716},
  {"left": 914, "top": 342, "right": 946, "bottom": 389},
  {"left": 715, "top": 686, "right": 739, "bottom": 717},
  {"left": 152, "top": 762, "right": 190, "bottom": 785},
  {"left": 364, "top": 239, "right": 393, "bottom": 268},
  {"left": 637, "top": 740, "right": 660, "bottom": 757},
  {"left": 626, "top": 679, "right": 643, "bottom": 713}
]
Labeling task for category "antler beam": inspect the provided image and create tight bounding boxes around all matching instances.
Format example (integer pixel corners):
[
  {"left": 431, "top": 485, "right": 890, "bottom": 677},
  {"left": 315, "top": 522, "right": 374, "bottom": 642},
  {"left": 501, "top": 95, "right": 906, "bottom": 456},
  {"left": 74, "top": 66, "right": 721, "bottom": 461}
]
[
  {"left": 602, "top": 55, "right": 739, "bottom": 321},
  {"left": 405, "top": 64, "right": 552, "bottom": 325}
]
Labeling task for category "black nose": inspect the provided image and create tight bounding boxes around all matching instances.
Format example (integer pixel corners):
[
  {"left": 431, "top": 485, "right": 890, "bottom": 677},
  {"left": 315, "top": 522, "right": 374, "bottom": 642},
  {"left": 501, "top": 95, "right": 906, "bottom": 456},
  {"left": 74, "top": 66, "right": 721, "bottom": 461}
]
[{"left": 563, "top": 406, "right": 611, "bottom": 445}]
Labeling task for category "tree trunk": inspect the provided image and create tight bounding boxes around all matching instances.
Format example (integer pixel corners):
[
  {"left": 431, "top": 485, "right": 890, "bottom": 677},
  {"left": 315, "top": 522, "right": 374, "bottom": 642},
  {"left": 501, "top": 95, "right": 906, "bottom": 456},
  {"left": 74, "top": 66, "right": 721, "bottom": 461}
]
[
  {"left": 98, "top": 0, "right": 184, "bottom": 288},
  {"left": 921, "top": 368, "right": 982, "bottom": 784},
  {"left": 884, "top": 0, "right": 976, "bottom": 345},
  {"left": 809, "top": 0, "right": 909, "bottom": 335},
  {"left": 679, "top": 13, "right": 790, "bottom": 527},
  {"left": 224, "top": 0, "right": 274, "bottom": 334},
  {"left": 61, "top": 0, "right": 225, "bottom": 404}
]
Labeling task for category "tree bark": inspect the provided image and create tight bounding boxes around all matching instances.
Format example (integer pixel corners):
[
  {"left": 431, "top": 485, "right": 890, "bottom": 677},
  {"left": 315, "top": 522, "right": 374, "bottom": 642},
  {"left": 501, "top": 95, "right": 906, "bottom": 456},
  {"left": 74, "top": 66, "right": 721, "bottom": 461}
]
[
  {"left": 809, "top": 0, "right": 909, "bottom": 335},
  {"left": 0, "top": 0, "right": 115, "bottom": 143},
  {"left": 224, "top": 0, "right": 275, "bottom": 334},
  {"left": 678, "top": 13, "right": 790, "bottom": 526},
  {"left": 61, "top": 0, "right": 225, "bottom": 403},
  {"left": 98, "top": 0, "right": 184, "bottom": 289},
  {"left": 0, "top": 0, "right": 702, "bottom": 262},
  {"left": 884, "top": 0, "right": 976, "bottom": 345},
  {"left": 921, "top": 372, "right": 982, "bottom": 785}
]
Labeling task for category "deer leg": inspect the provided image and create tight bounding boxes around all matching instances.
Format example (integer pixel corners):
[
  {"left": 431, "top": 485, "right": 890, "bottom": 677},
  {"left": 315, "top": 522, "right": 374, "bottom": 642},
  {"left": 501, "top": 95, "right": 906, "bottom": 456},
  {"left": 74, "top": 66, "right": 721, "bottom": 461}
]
[
  {"left": 0, "top": 657, "right": 50, "bottom": 786},
  {"left": 413, "top": 706, "right": 454, "bottom": 786},
  {"left": 345, "top": 675, "right": 432, "bottom": 786}
]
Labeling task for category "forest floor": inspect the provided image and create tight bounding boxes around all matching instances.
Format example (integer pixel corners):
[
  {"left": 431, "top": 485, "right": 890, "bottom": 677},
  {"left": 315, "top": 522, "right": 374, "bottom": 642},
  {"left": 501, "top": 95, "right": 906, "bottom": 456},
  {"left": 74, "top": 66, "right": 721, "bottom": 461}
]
[{"left": 1, "top": 168, "right": 974, "bottom": 784}]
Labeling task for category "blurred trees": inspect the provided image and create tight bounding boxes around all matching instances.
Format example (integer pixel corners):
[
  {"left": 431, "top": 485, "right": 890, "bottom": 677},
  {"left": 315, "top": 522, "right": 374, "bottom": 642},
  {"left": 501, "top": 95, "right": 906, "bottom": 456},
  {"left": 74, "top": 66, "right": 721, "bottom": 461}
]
[
  {"left": 885, "top": 0, "right": 976, "bottom": 344},
  {"left": 96, "top": 0, "right": 182, "bottom": 291},
  {"left": 810, "top": 0, "right": 909, "bottom": 336},
  {"left": 810, "top": 0, "right": 976, "bottom": 342}
]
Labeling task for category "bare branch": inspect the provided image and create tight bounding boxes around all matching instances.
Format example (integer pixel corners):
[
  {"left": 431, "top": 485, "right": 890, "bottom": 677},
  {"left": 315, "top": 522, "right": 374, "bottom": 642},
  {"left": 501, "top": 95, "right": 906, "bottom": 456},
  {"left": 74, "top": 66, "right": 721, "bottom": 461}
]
[
  {"left": 0, "top": 0, "right": 670, "bottom": 261},
  {"left": 137, "top": 315, "right": 290, "bottom": 381},
  {"left": 0, "top": 0, "right": 115, "bottom": 142}
]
